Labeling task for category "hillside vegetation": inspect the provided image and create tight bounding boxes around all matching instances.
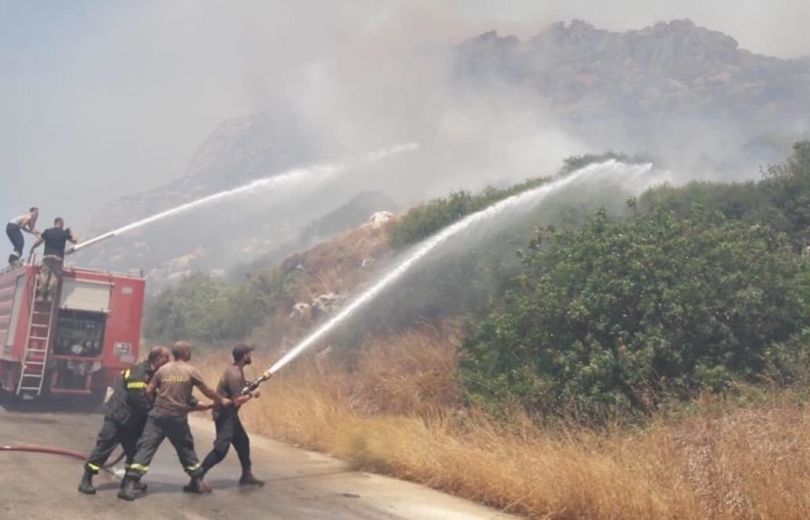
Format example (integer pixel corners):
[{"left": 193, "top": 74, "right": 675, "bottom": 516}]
[{"left": 175, "top": 142, "right": 810, "bottom": 519}]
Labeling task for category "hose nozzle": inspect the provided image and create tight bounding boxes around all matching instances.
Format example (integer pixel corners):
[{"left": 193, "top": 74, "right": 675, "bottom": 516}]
[{"left": 241, "top": 370, "right": 273, "bottom": 395}]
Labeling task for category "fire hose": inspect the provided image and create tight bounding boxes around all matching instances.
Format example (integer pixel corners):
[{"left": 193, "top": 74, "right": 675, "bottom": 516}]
[
  {"left": 0, "top": 367, "right": 273, "bottom": 468},
  {"left": 0, "top": 444, "right": 124, "bottom": 472},
  {"left": 0, "top": 372, "right": 272, "bottom": 476},
  {"left": 0, "top": 375, "right": 267, "bottom": 469},
  {"left": 0, "top": 370, "right": 273, "bottom": 468}
]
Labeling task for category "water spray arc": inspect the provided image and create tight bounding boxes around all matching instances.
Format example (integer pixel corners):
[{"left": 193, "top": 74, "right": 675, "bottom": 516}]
[
  {"left": 69, "top": 142, "right": 418, "bottom": 254},
  {"left": 242, "top": 160, "right": 654, "bottom": 393}
]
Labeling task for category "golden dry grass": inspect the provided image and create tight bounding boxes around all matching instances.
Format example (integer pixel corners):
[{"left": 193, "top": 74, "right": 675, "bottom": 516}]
[
  {"left": 295, "top": 224, "right": 393, "bottom": 299},
  {"left": 195, "top": 325, "right": 810, "bottom": 520}
]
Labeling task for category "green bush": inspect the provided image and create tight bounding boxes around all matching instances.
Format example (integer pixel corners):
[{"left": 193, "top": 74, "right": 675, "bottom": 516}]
[
  {"left": 144, "top": 268, "right": 299, "bottom": 345},
  {"left": 760, "top": 141, "right": 810, "bottom": 246},
  {"left": 143, "top": 274, "right": 235, "bottom": 344},
  {"left": 388, "top": 180, "right": 548, "bottom": 249},
  {"left": 461, "top": 207, "right": 810, "bottom": 421},
  {"left": 638, "top": 141, "right": 810, "bottom": 249}
]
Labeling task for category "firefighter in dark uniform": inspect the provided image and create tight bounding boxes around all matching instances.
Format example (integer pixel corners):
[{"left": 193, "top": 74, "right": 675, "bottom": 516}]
[
  {"left": 199, "top": 344, "right": 266, "bottom": 487},
  {"left": 78, "top": 345, "right": 171, "bottom": 495},
  {"left": 118, "top": 341, "right": 231, "bottom": 501}
]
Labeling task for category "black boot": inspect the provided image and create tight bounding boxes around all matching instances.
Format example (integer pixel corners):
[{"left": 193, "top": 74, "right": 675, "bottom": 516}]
[
  {"left": 120, "top": 478, "right": 148, "bottom": 493},
  {"left": 77, "top": 470, "right": 96, "bottom": 495},
  {"left": 117, "top": 477, "right": 138, "bottom": 501},
  {"left": 183, "top": 476, "right": 212, "bottom": 494},
  {"left": 239, "top": 471, "right": 264, "bottom": 486}
]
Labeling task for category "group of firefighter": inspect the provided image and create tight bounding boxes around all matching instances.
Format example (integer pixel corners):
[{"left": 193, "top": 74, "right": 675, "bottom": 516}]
[
  {"left": 6, "top": 208, "right": 266, "bottom": 501},
  {"left": 5, "top": 207, "right": 77, "bottom": 300},
  {"left": 80, "top": 340, "right": 266, "bottom": 501}
]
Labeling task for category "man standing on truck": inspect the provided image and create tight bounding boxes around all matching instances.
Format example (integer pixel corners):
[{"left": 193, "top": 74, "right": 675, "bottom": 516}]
[
  {"left": 29, "top": 217, "right": 77, "bottom": 301},
  {"left": 6, "top": 207, "right": 39, "bottom": 266},
  {"left": 78, "top": 345, "right": 172, "bottom": 495},
  {"left": 118, "top": 340, "right": 232, "bottom": 501},
  {"left": 198, "top": 344, "right": 266, "bottom": 488}
]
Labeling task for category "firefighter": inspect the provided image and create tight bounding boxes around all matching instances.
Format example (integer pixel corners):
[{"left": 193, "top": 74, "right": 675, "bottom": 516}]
[
  {"left": 118, "top": 341, "right": 231, "bottom": 501},
  {"left": 198, "top": 344, "right": 266, "bottom": 487},
  {"left": 6, "top": 207, "right": 39, "bottom": 266},
  {"left": 29, "top": 217, "right": 77, "bottom": 301},
  {"left": 78, "top": 345, "right": 172, "bottom": 495}
]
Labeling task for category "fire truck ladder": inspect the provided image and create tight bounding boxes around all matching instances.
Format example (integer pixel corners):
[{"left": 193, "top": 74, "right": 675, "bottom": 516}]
[{"left": 16, "top": 270, "right": 57, "bottom": 396}]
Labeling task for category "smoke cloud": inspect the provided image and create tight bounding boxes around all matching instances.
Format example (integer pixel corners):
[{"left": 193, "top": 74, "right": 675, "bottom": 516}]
[{"left": 1, "top": 1, "right": 808, "bottom": 231}]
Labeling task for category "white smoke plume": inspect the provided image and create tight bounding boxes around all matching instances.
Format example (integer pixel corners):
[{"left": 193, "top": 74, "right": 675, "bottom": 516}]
[{"left": 0, "top": 0, "right": 808, "bottom": 229}]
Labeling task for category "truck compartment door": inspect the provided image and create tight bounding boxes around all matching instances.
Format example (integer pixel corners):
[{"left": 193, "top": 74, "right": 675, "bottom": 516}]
[{"left": 59, "top": 279, "right": 111, "bottom": 313}]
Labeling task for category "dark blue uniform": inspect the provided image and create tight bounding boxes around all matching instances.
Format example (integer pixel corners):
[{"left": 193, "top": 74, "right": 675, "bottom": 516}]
[{"left": 84, "top": 361, "right": 154, "bottom": 474}]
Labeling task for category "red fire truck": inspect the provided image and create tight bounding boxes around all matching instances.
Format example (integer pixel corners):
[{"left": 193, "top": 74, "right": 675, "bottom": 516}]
[{"left": 0, "top": 258, "right": 145, "bottom": 405}]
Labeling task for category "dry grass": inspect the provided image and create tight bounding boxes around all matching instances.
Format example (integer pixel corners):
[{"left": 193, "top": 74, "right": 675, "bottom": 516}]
[
  {"left": 295, "top": 224, "right": 393, "bottom": 299},
  {"left": 195, "top": 325, "right": 810, "bottom": 520}
]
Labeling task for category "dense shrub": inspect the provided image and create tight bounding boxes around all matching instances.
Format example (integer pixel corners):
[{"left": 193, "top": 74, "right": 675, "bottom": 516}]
[
  {"left": 461, "top": 206, "right": 810, "bottom": 421},
  {"left": 638, "top": 141, "right": 810, "bottom": 250},
  {"left": 144, "top": 269, "right": 298, "bottom": 345},
  {"left": 387, "top": 180, "right": 547, "bottom": 249}
]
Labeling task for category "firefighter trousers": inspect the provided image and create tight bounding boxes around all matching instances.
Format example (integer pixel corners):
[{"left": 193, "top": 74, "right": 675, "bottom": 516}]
[
  {"left": 201, "top": 410, "right": 251, "bottom": 475},
  {"left": 84, "top": 416, "right": 142, "bottom": 474},
  {"left": 39, "top": 255, "right": 63, "bottom": 297},
  {"left": 126, "top": 412, "right": 203, "bottom": 480}
]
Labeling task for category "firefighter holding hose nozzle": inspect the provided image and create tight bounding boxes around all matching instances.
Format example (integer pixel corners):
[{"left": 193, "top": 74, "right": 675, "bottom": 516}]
[{"left": 197, "top": 344, "right": 268, "bottom": 487}]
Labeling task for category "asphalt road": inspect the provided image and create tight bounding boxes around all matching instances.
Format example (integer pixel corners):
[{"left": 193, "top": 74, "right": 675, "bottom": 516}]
[{"left": 0, "top": 404, "right": 519, "bottom": 520}]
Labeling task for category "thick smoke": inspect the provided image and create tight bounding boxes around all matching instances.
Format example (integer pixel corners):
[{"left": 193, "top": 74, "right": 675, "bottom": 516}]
[{"left": 1, "top": 0, "right": 808, "bottom": 232}]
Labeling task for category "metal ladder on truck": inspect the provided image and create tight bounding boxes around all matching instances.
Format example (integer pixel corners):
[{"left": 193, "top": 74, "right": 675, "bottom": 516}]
[{"left": 16, "top": 263, "right": 57, "bottom": 396}]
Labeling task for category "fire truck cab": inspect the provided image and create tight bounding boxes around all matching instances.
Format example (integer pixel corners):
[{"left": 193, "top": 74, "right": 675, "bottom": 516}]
[{"left": 0, "top": 259, "right": 145, "bottom": 405}]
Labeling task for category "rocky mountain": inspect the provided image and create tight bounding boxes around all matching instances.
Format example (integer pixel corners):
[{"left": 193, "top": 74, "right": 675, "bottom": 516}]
[
  {"left": 454, "top": 19, "right": 809, "bottom": 165},
  {"left": 77, "top": 19, "right": 810, "bottom": 290}
]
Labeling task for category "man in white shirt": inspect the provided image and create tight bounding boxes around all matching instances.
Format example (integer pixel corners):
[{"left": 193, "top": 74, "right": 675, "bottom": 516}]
[{"left": 6, "top": 207, "right": 40, "bottom": 266}]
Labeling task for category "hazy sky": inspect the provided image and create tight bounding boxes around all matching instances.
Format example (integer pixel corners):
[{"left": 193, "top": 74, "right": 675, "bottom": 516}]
[{"left": 1, "top": 1, "right": 808, "bottom": 231}]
